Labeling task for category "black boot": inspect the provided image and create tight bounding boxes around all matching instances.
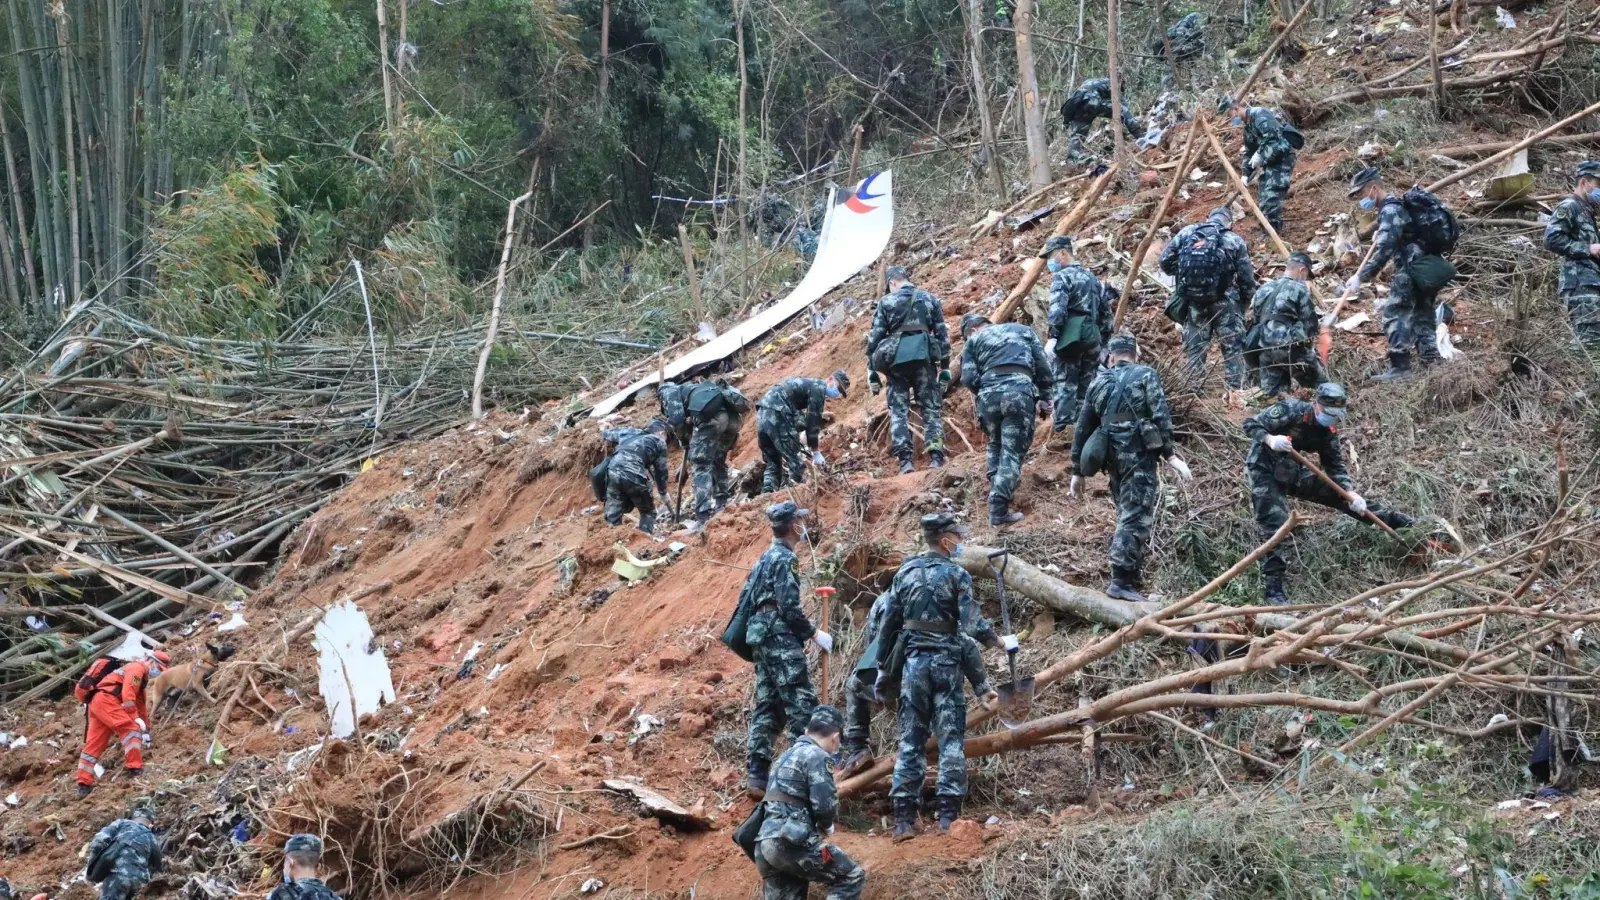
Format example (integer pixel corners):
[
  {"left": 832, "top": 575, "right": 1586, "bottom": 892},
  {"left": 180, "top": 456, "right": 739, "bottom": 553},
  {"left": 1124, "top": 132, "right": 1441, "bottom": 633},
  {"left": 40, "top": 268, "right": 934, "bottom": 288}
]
[
  {"left": 638, "top": 513, "right": 657, "bottom": 534},
  {"left": 898, "top": 458, "right": 915, "bottom": 475},
  {"left": 928, "top": 451, "right": 946, "bottom": 469},
  {"left": 1264, "top": 574, "right": 1288, "bottom": 606},
  {"left": 892, "top": 798, "right": 920, "bottom": 842},
  {"left": 1369, "top": 351, "right": 1413, "bottom": 382},
  {"left": 1380, "top": 509, "right": 1416, "bottom": 530},
  {"left": 747, "top": 757, "right": 770, "bottom": 798},
  {"left": 989, "top": 500, "right": 1024, "bottom": 527},
  {"left": 76, "top": 783, "right": 93, "bottom": 799},
  {"left": 839, "top": 748, "right": 874, "bottom": 778},
  {"left": 936, "top": 796, "right": 961, "bottom": 833},
  {"left": 1105, "top": 567, "right": 1145, "bottom": 602}
]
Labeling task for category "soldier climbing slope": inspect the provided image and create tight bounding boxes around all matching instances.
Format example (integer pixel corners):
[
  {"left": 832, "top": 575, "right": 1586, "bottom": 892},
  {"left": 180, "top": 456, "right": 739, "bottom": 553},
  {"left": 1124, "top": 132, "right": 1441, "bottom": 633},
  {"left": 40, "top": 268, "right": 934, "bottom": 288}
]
[
  {"left": 1244, "top": 383, "right": 1415, "bottom": 605},
  {"left": 1044, "top": 235, "right": 1113, "bottom": 433},
  {"left": 957, "top": 314, "right": 1053, "bottom": 526},
  {"left": 1220, "top": 97, "right": 1303, "bottom": 235},
  {"left": 1247, "top": 251, "right": 1327, "bottom": 397},
  {"left": 267, "top": 834, "right": 343, "bottom": 900},
  {"left": 757, "top": 372, "right": 849, "bottom": 493},
  {"left": 595, "top": 420, "right": 670, "bottom": 533},
  {"left": 1069, "top": 333, "right": 1191, "bottom": 602},
  {"left": 1346, "top": 167, "right": 1461, "bottom": 380},
  {"left": 1161, "top": 207, "right": 1257, "bottom": 394},
  {"left": 86, "top": 804, "right": 162, "bottom": 900},
  {"left": 750, "top": 705, "right": 867, "bottom": 900},
  {"left": 867, "top": 266, "right": 951, "bottom": 473},
  {"left": 681, "top": 378, "right": 750, "bottom": 535},
  {"left": 1541, "top": 161, "right": 1600, "bottom": 350},
  {"left": 1060, "top": 77, "right": 1143, "bottom": 163}
]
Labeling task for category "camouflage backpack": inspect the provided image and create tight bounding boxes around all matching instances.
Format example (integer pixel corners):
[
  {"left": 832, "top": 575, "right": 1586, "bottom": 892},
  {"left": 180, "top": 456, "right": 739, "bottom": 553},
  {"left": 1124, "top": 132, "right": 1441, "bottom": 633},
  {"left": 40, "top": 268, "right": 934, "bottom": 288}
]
[
  {"left": 1175, "top": 221, "right": 1228, "bottom": 299},
  {"left": 1397, "top": 188, "right": 1460, "bottom": 256}
]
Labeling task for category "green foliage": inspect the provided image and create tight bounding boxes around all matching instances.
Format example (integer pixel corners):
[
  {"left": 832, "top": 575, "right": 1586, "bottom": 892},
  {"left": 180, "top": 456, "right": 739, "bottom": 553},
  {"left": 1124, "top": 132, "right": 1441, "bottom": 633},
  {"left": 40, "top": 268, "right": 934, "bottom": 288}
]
[{"left": 149, "top": 163, "right": 284, "bottom": 335}]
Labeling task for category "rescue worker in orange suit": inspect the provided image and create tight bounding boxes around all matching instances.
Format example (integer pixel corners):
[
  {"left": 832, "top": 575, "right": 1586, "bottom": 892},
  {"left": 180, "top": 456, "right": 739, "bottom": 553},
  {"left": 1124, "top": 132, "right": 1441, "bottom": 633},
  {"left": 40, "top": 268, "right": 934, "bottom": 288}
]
[{"left": 76, "top": 649, "right": 169, "bottom": 797}]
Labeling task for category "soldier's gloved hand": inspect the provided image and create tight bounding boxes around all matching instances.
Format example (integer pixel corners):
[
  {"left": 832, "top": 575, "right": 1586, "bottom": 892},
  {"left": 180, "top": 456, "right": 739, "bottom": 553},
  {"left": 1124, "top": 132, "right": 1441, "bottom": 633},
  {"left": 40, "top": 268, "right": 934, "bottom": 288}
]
[
  {"left": 1266, "top": 435, "right": 1294, "bottom": 453},
  {"left": 1068, "top": 475, "right": 1083, "bottom": 499},
  {"left": 980, "top": 690, "right": 1001, "bottom": 712},
  {"left": 812, "top": 450, "right": 826, "bottom": 467},
  {"left": 1248, "top": 152, "right": 1264, "bottom": 173},
  {"left": 1036, "top": 399, "right": 1051, "bottom": 420},
  {"left": 873, "top": 673, "right": 889, "bottom": 703},
  {"left": 1346, "top": 493, "right": 1368, "bottom": 515},
  {"left": 1044, "top": 338, "right": 1057, "bottom": 355},
  {"left": 813, "top": 631, "right": 833, "bottom": 653},
  {"left": 1589, "top": 242, "right": 1600, "bottom": 258},
  {"left": 1001, "top": 634, "right": 1020, "bottom": 653},
  {"left": 1343, "top": 275, "right": 1361, "bottom": 295},
  {"left": 1166, "top": 457, "right": 1193, "bottom": 483},
  {"left": 869, "top": 372, "right": 883, "bottom": 396},
  {"left": 938, "top": 369, "right": 953, "bottom": 391}
]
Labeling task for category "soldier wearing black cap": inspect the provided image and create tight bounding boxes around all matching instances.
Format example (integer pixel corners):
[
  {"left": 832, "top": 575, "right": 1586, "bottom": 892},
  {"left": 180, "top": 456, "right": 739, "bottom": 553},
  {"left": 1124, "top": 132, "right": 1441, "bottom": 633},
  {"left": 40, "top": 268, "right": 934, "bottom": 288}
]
[
  {"left": 86, "top": 804, "right": 162, "bottom": 900},
  {"left": 737, "top": 501, "right": 830, "bottom": 796},
  {"left": 269, "top": 834, "right": 341, "bottom": 900},
  {"left": 1246, "top": 251, "right": 1326, "bottom": 397},
  {"left": 867, "top": 265, "right": 951, "bottom": 473},
  {"left": 1044, "top": 235, "right": 1113, "bottom": 431},
  {"left": 751, "top": 705, "right": 866, "bottom": 900},
  {"left": 958, "top": 314, "right": 1054, "bottom": 525},
  {"left": 1542, "top": 161, "right": 1600, "bottom": 348},
  {"left": 1070, "top": 333, "right": 1190, "bottom": 601},
  {"left": 757, "top": 371, "right": 849, "bottom": 493},
  {"left": 875, "top": 513, "right": 1007, "bottom": 840},
  {"left": 1245, "top": 382, "right": 1415, "bottom": 604}
]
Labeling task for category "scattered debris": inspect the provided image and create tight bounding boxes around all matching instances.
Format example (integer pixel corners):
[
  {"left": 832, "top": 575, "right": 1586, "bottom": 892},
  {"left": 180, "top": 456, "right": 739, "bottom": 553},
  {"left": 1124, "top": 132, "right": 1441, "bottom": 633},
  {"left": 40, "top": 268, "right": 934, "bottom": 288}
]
[
  {"left": 315, "top": 600, "right": 395, "bottom": 739},
  {"left": 602, "top": 779, "right": 714, "bottom": 830}
]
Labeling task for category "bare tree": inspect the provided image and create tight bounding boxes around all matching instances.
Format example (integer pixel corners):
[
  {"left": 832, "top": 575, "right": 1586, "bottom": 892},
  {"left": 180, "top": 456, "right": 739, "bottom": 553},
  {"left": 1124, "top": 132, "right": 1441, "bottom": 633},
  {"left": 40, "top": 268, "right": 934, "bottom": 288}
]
[
  {"left": 966, "top": 0, "right": 1006, "bottom": 200},
  {"left": 1014, "top": 0, "right": 1052, "bottom": 190}
]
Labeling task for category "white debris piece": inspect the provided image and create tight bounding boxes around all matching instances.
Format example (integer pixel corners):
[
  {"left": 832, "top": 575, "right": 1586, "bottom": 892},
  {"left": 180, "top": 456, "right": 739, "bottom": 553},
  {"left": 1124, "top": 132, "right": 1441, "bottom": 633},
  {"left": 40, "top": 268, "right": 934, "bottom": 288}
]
[
  {"left": 107, "top": 630, "right": 159, "bottom": 661},
  {"left": 4, "top": 792, "right": 18, "bottom": 806},
  {"left": 581, "top": 879, "right": 605, "bottom": 894},
  {"left": 217, "top": 613, "right": 248, "bottom": 633},
  {"left": 315, "top": 600, "right": 395, "bottom": 739},
  {"left": 1496, "top": 7, "right": 1516, "bottom": 28}
]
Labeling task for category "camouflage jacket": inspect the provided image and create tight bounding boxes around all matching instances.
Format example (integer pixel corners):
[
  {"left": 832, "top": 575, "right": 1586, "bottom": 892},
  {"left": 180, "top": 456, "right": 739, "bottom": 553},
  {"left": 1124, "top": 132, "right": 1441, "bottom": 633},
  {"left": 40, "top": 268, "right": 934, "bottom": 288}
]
[
  {"left": 1061, "top": 78, "right": 1139, "bottom": 132},
  {"left": 959, "top": 323, "right": 1053, "bottom": 397},
  {"left": 755, "top": 735, "right": 838, "bottom": 842},
  {"left": 1155, "top": 11, "right": 1206, "bottom": 58},
  {"left": 1070, "top": 360, "right": 1176, "bottom": 467},
  {"left": 759, "top": 377, "right": 830, "bottom": 450},
  {"left": 607, "top": 430, "right": 669, "bottom": 496},
  {"left": 739, "top": 539, "right": 814, "bottom": 647},
  {"left": 1047, "top": 263, "right": 1112, "bottom": 351},
  {"left": 88, "top": 818, "right": 162, "bottom": 884},
  {"left": 1360, "top": 195, "right": 1421, "bottom": 282},
  {"left": 1249, "top": 276, "right": 1318, "bottom": 341},
  {"left": 1160, "top": 221, "right": 1257, "bottom": 304},
  {"left": 1243, "top": 399, "right": 1353, "bottom": 489},
  {"left": 686, "top": 381, "right": 751, "bottom": 425},
  {"left": 268, "top": 877, "right": 342, "bottom": 900},
  {"left": 878, "top": 551, "right": 984, "bottom": 657},
  {"left": 1543, "top": 196, "right": 1600, "bottom": 294},
  {"left": 867, "top": 283, "right": 950, "bottom": 369},
  {"left": 1242, "top": 107, "right": 1296, "bottom": 177},
  {"left": 658, "top": 382, "right": 690, "bottom": 437}
]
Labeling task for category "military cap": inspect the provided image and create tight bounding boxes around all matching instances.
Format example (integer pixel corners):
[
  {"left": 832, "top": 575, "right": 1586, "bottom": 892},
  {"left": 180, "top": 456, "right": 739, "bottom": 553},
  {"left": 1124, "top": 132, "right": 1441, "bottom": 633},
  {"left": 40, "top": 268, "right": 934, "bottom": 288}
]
[
  {"left": 1043, "top": 235, "right": 1073, "bottom": 255},
  {"left": 1348, "top": 166, "right": 1382, "bottom": 197},
  {"left": 1207, "top": 206, "right": 1233, "bottom": 225},
  {"left": 808, "top": 705, "right": 844, "bottom": 732},
  {"left": 960, "top": 312, "right": 990, "bottom": 336},
  {"left": 886, "top": 265, "right": 911, "bottom": 282},
  {"left": 766, "top": 500, "right": 809, "bottom": 527},
  {"left": 285, "top": 834, "right": 323, "bottom": 854},
  {"left": 831, "top": 369, "right": 850, "bottom": 397},
  {"left": 1315, "top": 382, "right": 1348, "bottom": 418},
  {"left": 1287, "top": 251, "right": 1314, "bottom": 269},
  {"left": 920, "top": 512, "right": 970, "bottom": 537},
  {"left": 1576, "top": 161, "right": 1600, "bottom": 180},
  {"left": 1215, "top": 94, "right": 1237, "bottom": 115},
  {"left": 130, "top": 803, "right": 155, "bottom": 821},
  {"left": 1106, "top": 332, "right": 1139, "bottom": 354}
]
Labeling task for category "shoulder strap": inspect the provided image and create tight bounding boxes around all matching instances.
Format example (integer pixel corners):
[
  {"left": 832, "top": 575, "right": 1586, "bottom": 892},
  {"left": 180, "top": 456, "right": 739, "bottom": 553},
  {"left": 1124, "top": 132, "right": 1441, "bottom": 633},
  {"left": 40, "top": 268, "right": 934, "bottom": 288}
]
[{"left": 1104, "top": 366, "right": 1139, "bottom": 421}]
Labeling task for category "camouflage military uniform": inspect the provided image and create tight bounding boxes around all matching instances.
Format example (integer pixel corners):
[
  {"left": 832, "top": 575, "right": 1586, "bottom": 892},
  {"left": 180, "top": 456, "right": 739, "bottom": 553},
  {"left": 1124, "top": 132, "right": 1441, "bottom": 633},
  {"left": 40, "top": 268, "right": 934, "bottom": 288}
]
[
  {"left": 1061, "top": 78, "right": 1142, "bottom": 163},
  {"left": 758, "top": 378, "right": 829, "bottom": 492},
  {"left": 686, "top": 382, "right": 749, "bottom": 521},
  {"left": 1071, "top": 360, "right": 1175, "bottom": 588},
  {"left": 657, "top": 381, "right": 693, "bottom": 448},
  {"left": 1161, "top": 220, "right": 1256, "bottom": 390},
  {"left": 601, "top": 428, "right": 669, "bottom": 532},
  {"left": 1542, "top": 196, "right": 1600, "bottom": 347},
  {"left": 1153, "top": 11, "right": 1206, "bottom": 59},
  {"left": 89, "top": 818, "right": 162, "bottom": 900},
  {"left": 754, "top": 735, "right": 865, "bottom": 900},
  {"left": 960, "top": 323, "right": 1053, "bottom": 515},
  {"left": 741, "top": 538, "right": 817, "bottom": 776},
  {"left": 267, "top": 878, "right": 342, "bottom": 900},
  {"left": 867, "top": 283, "right": 950, "bottom": 464},
  {"left": 1248, "top": 275, "right": 1325, "bottom": 396},
  {"left": 1361, "top": 196, "right": 1444, "bottom": 366},
  {"left": 1046, "top": 262, "right": 1113, "bottom": 429},
  {"left": 877, "top": 551, "right": 989, "bottom": 804},
  {"left": 1242, "top": 108, "right": 1298, "bottom": 234},
  {"left": 1245, "top": 399, "right": 1410, "bottom": 579}
]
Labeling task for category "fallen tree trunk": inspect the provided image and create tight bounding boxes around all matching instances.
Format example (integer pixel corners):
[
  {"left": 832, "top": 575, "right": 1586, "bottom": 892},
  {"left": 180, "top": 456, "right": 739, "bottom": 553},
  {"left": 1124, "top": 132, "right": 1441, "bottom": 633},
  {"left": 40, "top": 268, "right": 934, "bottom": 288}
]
[
  {"left": 1291, "top": 64, "right": 1536, "bottom": 123},
  {"left": 1430, "top": 130, "right": 1600, "bottom": 159},
  {"left": 1427, "top": 96, "right": 1600, "bottom": 193},
  {"left": 993, "top": 163, "right": 1120, "bottom": 323}
]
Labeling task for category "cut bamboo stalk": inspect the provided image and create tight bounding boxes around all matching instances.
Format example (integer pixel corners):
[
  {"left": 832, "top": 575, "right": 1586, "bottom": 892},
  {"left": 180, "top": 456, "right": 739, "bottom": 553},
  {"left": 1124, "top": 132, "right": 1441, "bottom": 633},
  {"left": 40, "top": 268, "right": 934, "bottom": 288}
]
[
  {"left": 472, "top": 188, "right": 535, "bottom": 419},
  {"left": 993, "top": 163, "right": 1119, "bottom": 323},
  {"left": 1113, "top": 116, "right": 1201, "bottom": 330}
]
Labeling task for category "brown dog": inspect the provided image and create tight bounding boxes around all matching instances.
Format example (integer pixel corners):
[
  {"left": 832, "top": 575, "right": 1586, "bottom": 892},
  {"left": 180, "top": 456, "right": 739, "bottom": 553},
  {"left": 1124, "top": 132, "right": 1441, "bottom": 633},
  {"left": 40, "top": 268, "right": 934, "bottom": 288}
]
[{"left": 152, "top": 642, "right": 235, "bottom": 718}]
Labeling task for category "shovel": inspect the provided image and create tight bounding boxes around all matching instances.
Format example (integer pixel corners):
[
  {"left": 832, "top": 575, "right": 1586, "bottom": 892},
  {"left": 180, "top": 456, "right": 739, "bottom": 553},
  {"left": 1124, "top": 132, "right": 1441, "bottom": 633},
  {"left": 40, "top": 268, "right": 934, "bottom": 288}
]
[{"left": 987, "top": 549, "right": 1035, "bottom": 728}]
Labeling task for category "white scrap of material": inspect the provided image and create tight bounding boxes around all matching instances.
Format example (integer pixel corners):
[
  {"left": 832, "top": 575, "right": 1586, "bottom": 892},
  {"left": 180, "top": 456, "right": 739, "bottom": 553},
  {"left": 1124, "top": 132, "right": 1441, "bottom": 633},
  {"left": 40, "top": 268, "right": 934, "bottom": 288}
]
[
  {"left": 315, "top": 600, "right": 395, "bottom": 739},
  {"left": 107, "top": 630, "right": 157, "bottom": 661},
  {"left": 217, "top": 613, "right": 248, "bottom": 633}
]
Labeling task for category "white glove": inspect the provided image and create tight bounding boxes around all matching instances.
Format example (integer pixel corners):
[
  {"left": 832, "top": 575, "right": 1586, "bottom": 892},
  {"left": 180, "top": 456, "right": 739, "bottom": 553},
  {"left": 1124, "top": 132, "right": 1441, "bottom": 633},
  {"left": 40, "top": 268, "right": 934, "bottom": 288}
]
[
  {"left": 1344, "top": 275, "right": 1361, "bottom": 295},
  {"left": 813, "top": 631, "right": 833, "bottom": 653},
  {"left": 1248, "top": 152, "right": 1264, "bottom": 171},
  {"left": 811, "top": 450, "right": 826, "bottom": 467},
  {"left": 1166, "top": 457, "right": 1193, "bottom": 482},
  {"left": 1266, "top": 435, "right": 1294, "bottom": 453},
  {"left": 1043, "top": 338, "right": 1056, "bottom": 354},
  {"left": 134, "top": 717, "right": 147, "bottom": 733},
  {"left": 1068, "top": 475, "right": 1083, "bottom": 499},
  {"left": 828, "top": 824, "right": 836, "bottom": 835},
  {"left": 1435, "top": 321, "right": 1459, "bottom": 361},
  {"left": 1001, "top": 634, "right": 1020, "bottom": 653},
  {"left": 1347, "top": 493, "right": 1367, "bottom": 515}
]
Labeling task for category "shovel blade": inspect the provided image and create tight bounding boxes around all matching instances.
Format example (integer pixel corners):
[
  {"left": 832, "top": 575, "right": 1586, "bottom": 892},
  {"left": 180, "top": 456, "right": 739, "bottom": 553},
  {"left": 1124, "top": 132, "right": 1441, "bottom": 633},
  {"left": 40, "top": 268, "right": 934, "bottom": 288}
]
[{"left": 995, "top": 678, "right": 1037, "bottom": 729}]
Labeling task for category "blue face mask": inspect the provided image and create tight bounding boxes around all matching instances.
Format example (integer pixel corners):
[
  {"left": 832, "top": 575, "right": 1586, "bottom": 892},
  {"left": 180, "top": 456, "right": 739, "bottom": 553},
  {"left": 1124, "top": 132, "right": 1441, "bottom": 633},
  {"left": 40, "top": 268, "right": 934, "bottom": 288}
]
[
  {"left": 825, "top": 384, "right": 841, "bottom": 399},
  {"left": 1315, "top": 411, "right": 1339, "bottom": 427},
  {"left": 797, "top": 526, "right": 809, "bottom": 543},
  {"left": 952, "top": 542, "right": 966, "bottom": 556},
  {"left": 1587, "top": 188, "right": 1600, "bottom": 204},
  {"left": 1358, "top": 197, "right": 1376, "bottom": 211},
  {"left": 1047, "top": 259, "right": 1064, "bottom": 274},
  {"left": 1231, "top": 116, "right": 1244, "bottom": 127}
]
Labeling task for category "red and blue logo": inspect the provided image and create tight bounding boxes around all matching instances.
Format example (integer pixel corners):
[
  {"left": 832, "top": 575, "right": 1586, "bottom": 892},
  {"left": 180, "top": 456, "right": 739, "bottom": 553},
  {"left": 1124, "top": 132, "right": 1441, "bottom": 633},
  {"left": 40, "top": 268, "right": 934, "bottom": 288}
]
[{"left": 843, "top": 172, "right": 884, "bottom": 214}]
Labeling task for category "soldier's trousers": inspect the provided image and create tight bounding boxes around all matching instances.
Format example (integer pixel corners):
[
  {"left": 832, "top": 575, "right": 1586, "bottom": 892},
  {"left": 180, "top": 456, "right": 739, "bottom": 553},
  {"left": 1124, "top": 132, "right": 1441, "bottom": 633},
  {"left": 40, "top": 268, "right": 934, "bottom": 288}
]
[
  {"left": 99, "top": 877, "right": 147, "bottom": 900},
  {"left": 1384, "top": 268, "right": 1443, "bottom": 364},
  {"left": 976, "top": 388, "right": 1036, "bottom": 507},
  {"left": 748, "top": 639, "right": 817, "bottom": 767},
  {"left": 842, "top": 674, "right": 875, "bottom": 757},
  {"left": 1249, "top": 462, "right": 1403, "bottom": 577},
  {"left": 1052, "top": 347, "right": 1099, "bottom": 431},
  {"left": 885, "top": 364, "right": 944, "bottom": 462},
  {"left": 1560, "top": 287, "right": 1600, "bottom": 348},
  {"left": 1257, "top": 337, "right": 1326, "bottom": 397},
  {"left": 690, "top": 413, "right": 738, "bottom": 518},
  {"left": 1256, "top": 164, "right": 1293, "bottom": 233},
  {"left": 1184, "top": 301, "right": 1247, "bottom": 390},
  {"left": 603, "top": 473, "right": 657, "bottom": 532},
  {"left": 891, "top": 650, "right": 968, "bottom": 802},
  {"left": 1108, "top": 447, "right": 1160, "bottom": 577},
  {"left": 757, "top": 408, "right": 807, "bottom": 493},
  {"left": 755, "top": 837, "right": 866, "bottom": 900}
]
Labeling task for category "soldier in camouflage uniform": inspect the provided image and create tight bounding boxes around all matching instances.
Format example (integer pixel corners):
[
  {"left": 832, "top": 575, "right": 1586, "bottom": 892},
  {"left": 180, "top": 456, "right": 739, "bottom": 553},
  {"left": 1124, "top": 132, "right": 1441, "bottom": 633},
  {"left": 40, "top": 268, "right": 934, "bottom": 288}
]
[
  {"left": 1221, "top": 98, "right": 1300, "bottom": 235},
  {"left": 1347, "top": 167, "right": 1458, "bottom": 379},
  {"left": 867, "top": 266, "right": 951, "bottom": 473},
  {"left": 88, "top": 805, "right": 162, "bottom": 900},
  {"left": 1044, "top": 235, "right": 1113, "bottom": 431},
  {"left": 268, "top": 833, "right": 342, "bottom": 900},
  {"left": 757, "top": 372, "right": 849, "bottom": 493},
  {"left": 1060, "top": 78, "right": 1143, "bottom": 163},
  {"left": 1541, "top": 161, "right": 1600, "bottom": 348},
  {"left": 1069, "top": 334, "right": 1192, "bottom": 601},
  {"left": 741, "top": 501, "right": 831, "bottom": 795},
  {"left": 657, "top": 381, "right": 693, "bottom": 449},
  {"left": 1153, "top": 11, "right": 1206, "bottom": 58},
  {"left": 1246, "top": 383, "right": 1415, "bottom": 604},
  {"left": 600, "top": 419, "right": 670, "bottom": 533},
  {"left": 1161, "top": 208, "right": 1256, "bottom": 392},
  {"left": 958, "top": 314, "right": 1053, "bottom": 526},
  {"left": 681, "top": 379, "right": 750, "bottom": 535},
  {"left": 752, "top": 706, "right": 866, "bottom": 900},
  {"left": 1247, "top": 251, "right": 1326, "bottom": 396},
  {"left": 874, "top": 513, "right": 1009, "bottom": 840}
]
